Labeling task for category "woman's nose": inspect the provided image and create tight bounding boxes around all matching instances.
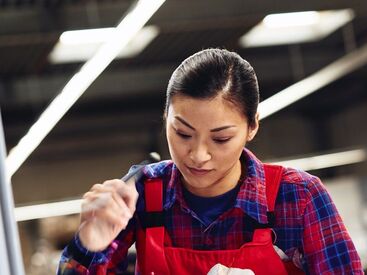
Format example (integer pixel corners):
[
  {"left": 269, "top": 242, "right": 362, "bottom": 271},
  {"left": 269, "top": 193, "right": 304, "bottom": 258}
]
[{"left": 189, "top": 144, "right": 211, "bottom": 166}]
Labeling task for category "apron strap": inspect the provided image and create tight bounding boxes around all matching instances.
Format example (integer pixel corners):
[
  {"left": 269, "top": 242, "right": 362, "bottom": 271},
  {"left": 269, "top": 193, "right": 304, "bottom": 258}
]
[
  {"left": 246, "top": 164, "right": 283, "bottom": 233},
  {"left": 143, "top": 178, "right": 169, "bottom": 274},
  {"left": 262, "top": 165, "right": 306, "bottom": 275},
  {"left": 263, "top": 164, "right": 283, "bottom": 227},
  {"left": 263, "top": 164, "right": 283, "bottom": 211},
  {"left": 145, "top": 178, "right": 163, "bottom": 212}
]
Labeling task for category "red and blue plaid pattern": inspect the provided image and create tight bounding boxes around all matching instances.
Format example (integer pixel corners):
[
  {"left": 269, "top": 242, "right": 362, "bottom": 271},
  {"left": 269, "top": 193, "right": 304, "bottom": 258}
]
[{"left": 57, "top": 148, "right": 363, "bottom": 274}]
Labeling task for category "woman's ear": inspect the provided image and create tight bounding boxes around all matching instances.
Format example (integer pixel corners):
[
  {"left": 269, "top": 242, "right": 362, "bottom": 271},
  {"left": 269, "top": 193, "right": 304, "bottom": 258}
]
[{"left": 247, "top": 112, "right": 259, "bottom": 142}]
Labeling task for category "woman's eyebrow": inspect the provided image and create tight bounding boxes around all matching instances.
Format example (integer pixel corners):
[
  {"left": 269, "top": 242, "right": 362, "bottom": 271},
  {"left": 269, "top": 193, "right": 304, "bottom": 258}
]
[
  {"left": 174, "top": 116, "right": 236, "bottom": 132},
  {"left": 175, "top": 116, "right": 195, "bottom": 130},
  {"left": 210, "top": 125, "right": 236, "bottom": 132}
]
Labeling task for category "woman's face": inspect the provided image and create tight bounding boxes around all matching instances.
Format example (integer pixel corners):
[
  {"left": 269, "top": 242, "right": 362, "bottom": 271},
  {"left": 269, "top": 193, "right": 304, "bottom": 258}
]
[{"left": 166, "top": 94, "right": 259, "bottom": 197}]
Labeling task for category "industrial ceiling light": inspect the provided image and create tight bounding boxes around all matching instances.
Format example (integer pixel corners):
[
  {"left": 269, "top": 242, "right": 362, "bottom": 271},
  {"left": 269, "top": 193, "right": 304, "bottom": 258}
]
[
  {"left": 263, "top": 11, "right": 320, "bottom": 28},
  {"left": 49, "top": 25, "right": 159, "bottom": 63},
  {"left": 15, "top": 199, "right": 83, "bottom": 222},
  {"left": 239, "top": 9, "right": 355, "bottom": 47},
  {"left": 6, "top": 0, "right": 166, "bottom": 178},
  {"left": 270, "top": 148, "right": 367, "bottom": 171},
  {"left": 258, "top": 43, "right": 367, "bottom": 119}
]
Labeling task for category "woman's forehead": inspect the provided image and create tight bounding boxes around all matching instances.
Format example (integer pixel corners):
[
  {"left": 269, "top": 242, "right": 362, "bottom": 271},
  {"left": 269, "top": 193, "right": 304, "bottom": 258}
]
[{"left": 168, "top": 95, "right": 246, "bottom": 125}]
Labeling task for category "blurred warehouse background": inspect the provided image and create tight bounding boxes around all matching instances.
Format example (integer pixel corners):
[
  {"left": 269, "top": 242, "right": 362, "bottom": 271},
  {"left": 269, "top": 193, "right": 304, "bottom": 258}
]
[{"left": 0, "top": 0, "right": 367, "bottom": 273}]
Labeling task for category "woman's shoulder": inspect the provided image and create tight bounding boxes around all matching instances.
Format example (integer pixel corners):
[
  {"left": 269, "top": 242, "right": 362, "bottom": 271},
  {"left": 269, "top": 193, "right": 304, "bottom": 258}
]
[
  {"left": 280, "top": 165, "right": 324, "bottom": 194},
  {"left": 142, "top": 159, "right": 175, "bottom": 179},
  {"left": 133, "top": 159, "right": 175, "bottom": 193},
  {"left": 281, "top": 166, "right": 320, "bottom": 183},
  {"left": 276, "top": 166, "right": 328, "bottom": 214},
  {"left": 135, "top": 160, "right": 176, "bottom": 212}
]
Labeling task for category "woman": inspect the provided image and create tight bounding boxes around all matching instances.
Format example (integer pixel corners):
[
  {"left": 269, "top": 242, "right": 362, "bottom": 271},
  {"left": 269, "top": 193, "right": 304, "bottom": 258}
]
[{"left": 58, "top": 49, "right": 363, "bottom": 274}]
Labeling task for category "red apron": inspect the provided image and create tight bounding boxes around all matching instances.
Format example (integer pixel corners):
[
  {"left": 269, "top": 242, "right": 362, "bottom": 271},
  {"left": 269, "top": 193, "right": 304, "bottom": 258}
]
[{"left": 135, "top": 164, "right": 305, "bottom": 275}]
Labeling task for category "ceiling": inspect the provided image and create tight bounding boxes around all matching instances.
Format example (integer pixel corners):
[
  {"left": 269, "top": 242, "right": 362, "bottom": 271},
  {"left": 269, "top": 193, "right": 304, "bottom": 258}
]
[{"left": 1, "top": 0, "right": 367, "bottom": 196}]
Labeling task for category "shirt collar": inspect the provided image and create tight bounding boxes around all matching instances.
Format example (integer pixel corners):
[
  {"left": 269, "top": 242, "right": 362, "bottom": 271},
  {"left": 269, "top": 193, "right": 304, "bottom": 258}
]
[
  {"left": 149, "top": 148, "right": 269, "bottom": 224},
  {"left": 141, "top": 160, "right": 180, "bottom": 210},
  {"left": 235, "top": 148, "right": 269, "bottom": 224}
]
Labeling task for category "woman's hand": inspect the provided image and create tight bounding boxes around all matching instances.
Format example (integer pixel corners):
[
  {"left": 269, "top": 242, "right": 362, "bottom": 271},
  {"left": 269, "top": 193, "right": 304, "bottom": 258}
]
[
  {"left": 78, "top": 179, "right": 139, "bottom": 252},
  {"left": 207, "top": 264, "right": 255, "bottom": 275}
]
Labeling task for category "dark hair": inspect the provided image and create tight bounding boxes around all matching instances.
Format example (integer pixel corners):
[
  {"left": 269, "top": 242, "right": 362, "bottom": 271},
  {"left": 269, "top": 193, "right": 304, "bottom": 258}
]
[{"left": 165, "top": 48, "right": 259, "bottom": 127}]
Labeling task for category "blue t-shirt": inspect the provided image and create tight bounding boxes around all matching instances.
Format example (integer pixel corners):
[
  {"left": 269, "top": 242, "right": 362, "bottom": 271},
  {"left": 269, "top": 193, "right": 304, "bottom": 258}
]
[{"left": 182, "top": 183, "right": 241, "bottom": 227}]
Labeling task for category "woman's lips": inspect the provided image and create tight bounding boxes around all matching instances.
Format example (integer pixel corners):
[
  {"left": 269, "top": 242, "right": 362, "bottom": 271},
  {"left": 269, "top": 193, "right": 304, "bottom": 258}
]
[{"left": 187, "top": 166, "right": 212, "bottom": 176}]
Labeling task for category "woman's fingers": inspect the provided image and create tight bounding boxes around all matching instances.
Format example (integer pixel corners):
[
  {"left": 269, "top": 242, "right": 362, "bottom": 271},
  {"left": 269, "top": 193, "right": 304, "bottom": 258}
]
[
  {"left": 104, "top": 179, "right": 139, "bottom": 213},
  {"left": 80, "top": 179, "right": 138, "bottom": 228},
  {"left": 78, "top": 178, "right": 140, "bottom": 251}
]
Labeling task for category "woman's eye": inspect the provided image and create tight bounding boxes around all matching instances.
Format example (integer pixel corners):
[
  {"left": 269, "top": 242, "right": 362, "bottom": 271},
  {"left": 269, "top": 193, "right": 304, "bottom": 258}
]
[
  {"left": 176, "top": 132, "right": 191, "bottom": 139},
  {"left": 213, "top": 138, "right": 231, "bottom": 144}
]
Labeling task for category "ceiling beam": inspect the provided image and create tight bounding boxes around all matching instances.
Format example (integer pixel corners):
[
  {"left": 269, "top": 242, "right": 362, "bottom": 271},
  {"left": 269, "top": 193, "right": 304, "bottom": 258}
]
[{"left": 1, "top": 0, "right": 366, "bottom": 35}]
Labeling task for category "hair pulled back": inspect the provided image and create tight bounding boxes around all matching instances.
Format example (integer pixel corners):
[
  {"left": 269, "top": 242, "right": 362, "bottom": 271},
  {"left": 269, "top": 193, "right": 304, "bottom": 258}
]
[{"left": 165, "top": 48, "right": 259, "bottom": 127}]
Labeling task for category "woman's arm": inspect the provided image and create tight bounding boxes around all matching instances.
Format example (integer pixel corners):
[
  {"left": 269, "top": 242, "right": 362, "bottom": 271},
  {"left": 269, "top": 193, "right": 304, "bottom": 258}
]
[
  {"left": 57, "top": 218, "right": 136, "bottom": 275},
  {"left": 57, "top": 177, "right": 139, "bottom": 274},
  {"left": 302, "top": 176, "right": 363, "bottom": 274}
]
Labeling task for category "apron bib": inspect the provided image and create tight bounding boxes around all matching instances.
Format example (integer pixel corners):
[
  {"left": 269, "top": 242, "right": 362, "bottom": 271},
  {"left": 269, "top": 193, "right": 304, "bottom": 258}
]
[{"left": 135, "top": 164, "right": 304, "bottom": 275}]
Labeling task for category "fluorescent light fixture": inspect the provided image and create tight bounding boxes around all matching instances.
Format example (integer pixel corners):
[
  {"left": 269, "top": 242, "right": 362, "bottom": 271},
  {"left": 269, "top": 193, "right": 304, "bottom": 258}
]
[
  {"left": 270, "top": 148, "right": 367, "bottom": 171},
  {"left": 263, "top": 11, "right": 320, "bottom": 28},
  {"left": 60, "top": 28, "right": 116, "bottom": 45},
  {"left": 49, "top": 25, "right": 159, "bottom": 64},
  {"left": 6, "top": 0, "right": 166, "bottom": 178},
  {"left": 239, "top": 9, "right": 355, "bottom": 47},
  {"left": 258, "top": 43, "right": 367, "bottom": 119},
  {"left": 14, "top": 147, "right": 366, "bottom": 221},
  {"left": 14, "top": 199, "right": 82, "bottom": 222}
]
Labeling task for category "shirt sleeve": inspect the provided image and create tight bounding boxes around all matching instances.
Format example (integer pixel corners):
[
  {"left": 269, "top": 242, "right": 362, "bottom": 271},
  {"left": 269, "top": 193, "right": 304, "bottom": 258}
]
[
  {"left": 57, "top": 217, "right": 136, "bottom": 275},
  {"left": 302, "top": 176, "right": 363, "bottom": 274}
]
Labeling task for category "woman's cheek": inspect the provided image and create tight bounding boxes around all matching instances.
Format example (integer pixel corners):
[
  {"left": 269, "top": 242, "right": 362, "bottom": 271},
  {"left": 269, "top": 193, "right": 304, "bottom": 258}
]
[
  {"left": 216, "top": 142, "right": 243, "bottom": 162},
  {"left": 170, "top": 135, "right": 187, "bottom": 159}
]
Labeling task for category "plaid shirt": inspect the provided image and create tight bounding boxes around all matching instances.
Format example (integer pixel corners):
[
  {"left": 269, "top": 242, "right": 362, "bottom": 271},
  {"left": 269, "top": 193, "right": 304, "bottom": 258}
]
[{"left": 57, "top": 148, "right": 363, "bottom": 274}]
